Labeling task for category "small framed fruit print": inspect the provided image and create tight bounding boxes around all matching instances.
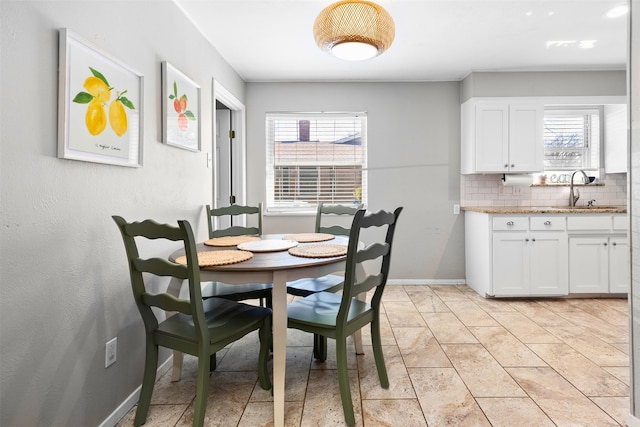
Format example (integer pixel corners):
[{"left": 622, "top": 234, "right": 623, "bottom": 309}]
[
  {"left": 161, "top": 61, "right": 201, "bottom": 152},
  {"left": 57, "top": 28, "right": 143, "bottom": 167}
]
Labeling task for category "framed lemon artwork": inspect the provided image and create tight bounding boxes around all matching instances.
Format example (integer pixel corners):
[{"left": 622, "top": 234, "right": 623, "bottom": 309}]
[{"left": 57, "top": 28, "right": 143, "bottom": 167}]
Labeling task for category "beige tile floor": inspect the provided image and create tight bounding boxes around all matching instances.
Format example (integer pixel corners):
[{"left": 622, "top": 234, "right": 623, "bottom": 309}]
[{"left": 116, "top": 285, "right": 630, "bottom": 426}]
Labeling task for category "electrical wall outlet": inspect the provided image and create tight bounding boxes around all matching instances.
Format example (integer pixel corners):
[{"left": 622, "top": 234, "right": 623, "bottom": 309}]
[
  {"left": 453, "top": 204, "right": 460, "bottom": 214},
  {"left": 105, "top": 337, "right": 117, "bottom": 368}
]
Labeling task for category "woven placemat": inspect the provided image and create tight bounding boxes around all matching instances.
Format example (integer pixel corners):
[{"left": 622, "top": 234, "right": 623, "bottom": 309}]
[
  {"left": 282, "top": 233, "right": 335, "bottom": 243},
  {"left": 175, "top": 250, "right": 253, "bottom": 267},
  {"left": 204, "top": 235, "right": 260, "bottom": 247},
  {"left": 288, "top": 243, "right": 347, "bottom": 258}
]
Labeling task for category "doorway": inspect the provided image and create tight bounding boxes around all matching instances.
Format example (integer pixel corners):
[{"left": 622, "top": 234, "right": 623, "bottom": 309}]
[{"left": 213, "top": 80, "right": 247, "bottom": 228}]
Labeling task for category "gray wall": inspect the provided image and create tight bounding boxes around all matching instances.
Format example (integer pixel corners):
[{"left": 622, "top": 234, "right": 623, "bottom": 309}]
[
  {"left": 461, "top": 70, "right": 627, "bottom": 102},
  {"left": 246, "top": 82, "right": 465, "bottom": 282},
  {"left": 0, "top": 1, "right": 244, "bottom": 425}
]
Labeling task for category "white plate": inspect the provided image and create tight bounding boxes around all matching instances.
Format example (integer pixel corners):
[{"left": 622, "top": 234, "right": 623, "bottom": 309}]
[{"left": 237, "top": 239, "right": 299, "bottom": 253}]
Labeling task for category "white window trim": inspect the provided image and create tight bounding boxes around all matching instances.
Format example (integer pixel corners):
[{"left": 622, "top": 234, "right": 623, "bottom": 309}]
[{"left": 265, "top": 112, "right": 367, "bottom": 213}]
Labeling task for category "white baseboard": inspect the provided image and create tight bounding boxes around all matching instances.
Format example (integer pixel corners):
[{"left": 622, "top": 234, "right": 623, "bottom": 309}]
[
  {"left": 628, "top": 413, "right": 640, "bottom": 427},
  {"left": 98, "top": 356, "right": 173, "bottom": 427},
  {"left": 387, "top": 279, "right": 466, "bottom": 286}
]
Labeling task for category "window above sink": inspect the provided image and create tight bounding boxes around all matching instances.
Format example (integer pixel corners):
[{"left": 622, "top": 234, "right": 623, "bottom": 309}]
[{"left": 540, "top": 106, "right": 602, "bottom": 184}]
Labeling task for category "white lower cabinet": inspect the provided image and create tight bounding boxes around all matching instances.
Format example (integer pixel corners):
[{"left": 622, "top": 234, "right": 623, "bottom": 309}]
[
  {"left": 569, "top": 234, "right": 628, "bottom": 293},
  {"left": 492, "top": 217, "right": 567, "bottom": 296},
  {"left": 492, "top": 230, "right": 528, "bottom": 295},
  {"left": 609, "top": 236, "right": 629, "bottom": 292},
  {"left": 465, "top": 211, "right": 628, "bottom": 297}
]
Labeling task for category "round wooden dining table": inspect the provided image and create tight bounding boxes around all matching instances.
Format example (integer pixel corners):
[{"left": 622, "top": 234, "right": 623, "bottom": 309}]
[{"left": 167, "top": 234, "right": 354, "bottom": 427}]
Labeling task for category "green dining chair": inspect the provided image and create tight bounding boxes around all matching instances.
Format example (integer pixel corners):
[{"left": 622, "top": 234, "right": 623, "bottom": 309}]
[
  {"left": 287, "top": 202, "right": 363, "bottom": 297},
  {"left": 287, "top": 207, "right": 402, "bottom": 427},
  {"left": 203, "top": 203, "right": 272, "bottom": 307},
  {"left": 113, "top": 216, "right": 272, "bottom": 427},
  {"left": 287, "top": 202, "right": 362, "bottom": 359}
]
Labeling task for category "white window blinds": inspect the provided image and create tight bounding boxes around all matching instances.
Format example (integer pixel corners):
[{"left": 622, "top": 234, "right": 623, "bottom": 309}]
[
  {"left": 543, "top": 108, "right": 600, "bottom": 171},
  {"left": 265, "top": 112, "right": 367, "bottom": 212}
]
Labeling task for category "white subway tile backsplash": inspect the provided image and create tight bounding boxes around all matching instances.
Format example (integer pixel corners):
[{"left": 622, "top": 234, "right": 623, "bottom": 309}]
[{"left": 460, "top": 173, "right": 627, "bottom": 208}]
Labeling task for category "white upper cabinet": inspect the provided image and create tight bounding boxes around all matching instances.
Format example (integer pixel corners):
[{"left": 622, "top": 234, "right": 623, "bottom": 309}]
[
  {"left": 461, "top": 99, "right": 544, "bottom": 174},
  {"left": 604, "top": 104, "right": 628, "bottom": 173}
]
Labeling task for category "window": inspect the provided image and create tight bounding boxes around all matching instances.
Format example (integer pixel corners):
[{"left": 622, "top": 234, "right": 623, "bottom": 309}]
[
  {"left": 541, "top": 107, "right": 601, "bottom": 183},
  {"left": 266, "top": 113, "right": 367, "bottom": 212}
]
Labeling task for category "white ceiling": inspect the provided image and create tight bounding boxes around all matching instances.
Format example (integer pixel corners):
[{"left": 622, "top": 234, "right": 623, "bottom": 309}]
[{"left": 175, "top": 0, "right": 628, "bottom": 82}]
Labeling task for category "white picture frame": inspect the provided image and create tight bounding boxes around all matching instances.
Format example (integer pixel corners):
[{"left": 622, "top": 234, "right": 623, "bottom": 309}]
[
  {"left": 161, "top": 61, "right": 201, "bottom": 152},
  {"left": 57, "top": 28, "right": 143, "bottom": 167}
]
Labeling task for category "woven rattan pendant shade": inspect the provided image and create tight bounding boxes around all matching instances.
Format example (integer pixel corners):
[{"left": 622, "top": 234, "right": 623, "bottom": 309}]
[{"left": 314, "top": 0, "right": 395, "bottom": 60}]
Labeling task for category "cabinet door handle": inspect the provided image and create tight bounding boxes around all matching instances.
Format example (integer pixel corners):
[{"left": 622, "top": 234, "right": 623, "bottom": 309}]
[
  {"left": 604, "top": 242, "right": 608, "bottom": 246},
  {"left": 544, "top": 221, "right": 551, "bottom": 225},
  {"left": 504, "top": 164, "right": 509, "bottom": 169},
  {"left": 511, "top": 164, "right": 515, "bottom": 168},
  {"left": 507, "top": 221, "right": 514, "bottom": 226},
  {"left": 531, "top": 238, "right": 536, "bottom": 242},
  {"left": 612, "top": 242, "right": 617, "bottom": 246}
]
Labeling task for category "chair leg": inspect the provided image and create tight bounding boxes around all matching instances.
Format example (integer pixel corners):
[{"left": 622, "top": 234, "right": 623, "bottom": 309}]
[
  {"left": 312, "top": 334, "right": 328, "bottom": 362},
  {"left": 266, "top": 293, "right": 273, "bottom": 309},
  {"left": 134, "top": 338, "right": 159, "bottom": 426},
  {"left": 258, "top": 316, "right": 272, "bottom": 390},
  {"left": 336, "top": 335, "right": 355, "bottom": 427},
  {"left": 371, "top": 320, "right": 389, "bottom": 388},
  {"left": 209, "top": 353, "right": 217, "bottom": 372},
  {"left": 192, "top": 350, "right": 211, "bottom": 427}
]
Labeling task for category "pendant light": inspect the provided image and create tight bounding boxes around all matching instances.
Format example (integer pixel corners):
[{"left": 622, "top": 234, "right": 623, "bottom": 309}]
[{"left": 313, "top": 0, "right": 395, "bottom": 61}]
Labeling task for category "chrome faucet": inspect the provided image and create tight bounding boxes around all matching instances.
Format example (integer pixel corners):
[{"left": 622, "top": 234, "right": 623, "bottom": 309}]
[{"left": 569, "top": 170, "right": 590, "bottom": 207}]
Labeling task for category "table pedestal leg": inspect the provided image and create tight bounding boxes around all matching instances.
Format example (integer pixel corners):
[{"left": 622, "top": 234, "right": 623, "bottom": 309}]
[
  {"left": 171, "top": 351, "right": 183, "bottom": 382},
  {"left": 272, "top": 270, "right": 287, "bottom": 427}
]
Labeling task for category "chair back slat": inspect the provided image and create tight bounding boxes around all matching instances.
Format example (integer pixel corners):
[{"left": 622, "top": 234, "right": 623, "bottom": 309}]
[
  {"left": 358, "top": 209, "right": 398, "bottom": 229},
  {"left": 133, "top": 258, "right": 189, "bottom": 280},
  {"left": 213, "top": 204, "right": 260, "bottom": 216},
  {"left": 355, "top": 242, "right": 389, "bottom": 264},
  {"left": 212, "top": 225, "right": 259, "bottom": 238},
  {"left": 124, "top": 219, "right": 185, "bottom": 241},
  {"left": 353, "top": 273, "right": 384, "bottom": 296},
  {"left": 142, "top": 293, "right": 192, "bottom": 315},
  {"left": 337, "top": 207, "right": 402, "bottom": 324},
  {"left": 315, "top": 202, "right": 363, "bottom": 236},
  {"left": 206, "top": 203, "right": 262, "bottom": 238},
  {"left": 318, "top": 224, "right": 350, "bottom": 236}
]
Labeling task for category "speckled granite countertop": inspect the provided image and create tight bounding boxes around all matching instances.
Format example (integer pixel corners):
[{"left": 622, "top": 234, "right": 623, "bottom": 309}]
[{"left": 462, "top": 206, "right": 627, "bottom": 214}]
